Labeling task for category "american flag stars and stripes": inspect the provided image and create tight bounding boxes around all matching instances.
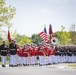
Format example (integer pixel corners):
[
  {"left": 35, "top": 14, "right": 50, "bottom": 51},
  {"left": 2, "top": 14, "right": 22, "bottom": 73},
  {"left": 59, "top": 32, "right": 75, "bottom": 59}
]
[{"left": 38, "top": 31, "right": 49, "bottom": 43}]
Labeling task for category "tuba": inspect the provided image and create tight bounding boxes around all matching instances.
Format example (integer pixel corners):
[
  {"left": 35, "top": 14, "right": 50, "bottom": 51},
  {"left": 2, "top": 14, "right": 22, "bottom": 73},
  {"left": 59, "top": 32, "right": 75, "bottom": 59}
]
[{"left": 51, "top": 37, "right": 58, "bottom": 45}]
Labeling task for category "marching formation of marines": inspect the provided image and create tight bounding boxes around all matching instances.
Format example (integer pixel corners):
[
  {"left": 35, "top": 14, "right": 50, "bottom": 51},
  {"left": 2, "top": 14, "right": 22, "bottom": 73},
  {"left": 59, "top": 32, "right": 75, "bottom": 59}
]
[
  {"left": 0, "top": 40, "right": 76, "bottom": 67},
  {"left": 55, "top": 45, "right": 76, "bottom": 63}
]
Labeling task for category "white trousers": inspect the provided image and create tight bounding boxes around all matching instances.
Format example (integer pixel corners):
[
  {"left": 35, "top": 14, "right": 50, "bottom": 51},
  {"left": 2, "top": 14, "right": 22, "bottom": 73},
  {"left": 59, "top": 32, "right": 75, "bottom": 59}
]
[
  {"left": 30, "top": 56, "right": 36, "bottom": 65},
  {"left": 54, "top": 56, "right": 58, "bottom": 64},
  {"left": 43, "top": 56, "right": 49, "bottom": 65},
  {"left": 68, "top": 56, "right": 72, "bottom": 62},
  {"left": 51, "top": 55, "right": 55, "bottom": 63},
  {"left": 23, "top": 57, "right": 31, "bottom": 65},
  {"left": 74, "top": 56, "right": 76, "bottom": 62},
  {"left": 58, "top": 55, "right": 61, "bottom": 63},
  {"left": 9, "top": 55, "right": 17, "bottom": 65},
  {"left": 39, "top": 56, "right": 44, "bottom": 65},
  {"left": 65, "top": 55, "right": 69, "bottom": 62},
  {"left": 1, "top": 56, "right": 6, "bottom": 66},
  {"left": 49, "top": 55, "right": 52, "bottom": 64},
  {"left": 17, "top": 56, "right": 23, "bottom": 65},
  {"left": 71, "top": 55, "right": 75, "bottom": 63}
]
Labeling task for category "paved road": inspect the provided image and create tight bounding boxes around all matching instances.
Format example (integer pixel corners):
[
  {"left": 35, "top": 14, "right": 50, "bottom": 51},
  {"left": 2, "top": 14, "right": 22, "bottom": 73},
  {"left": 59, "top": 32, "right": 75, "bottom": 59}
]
[{"left": 0, "top": 65, "right": 76, "bottom": 75}]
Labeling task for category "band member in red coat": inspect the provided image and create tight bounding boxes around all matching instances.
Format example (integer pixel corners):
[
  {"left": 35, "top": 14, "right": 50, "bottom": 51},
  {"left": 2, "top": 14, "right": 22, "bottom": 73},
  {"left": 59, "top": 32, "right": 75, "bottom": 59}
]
[
  {"left": 29, "top": 44, "right": 36, "bottom": 65},
  {"left": 22, "top": 44, "right": 31, "bottom": 66},
  {"left": 34, "top": 45, "right": 39, "bottom": 64},
  {"left": 51, "top": 43, "right": 56, "bottom": 64},
  {"left": 37, "top": 43, "right": 45, "bottom": 66},
  {"left": 43, "top": 44, "right": 49, "bottom": 65},
  {"left": 48, "top": 43, "right": 56, "bottom": 64},
  {"left": 17, "top": 46, "right": 23, "bottom": 65},
  {"left": 48, "top": 44, "right": 53, "bottom": 64}
]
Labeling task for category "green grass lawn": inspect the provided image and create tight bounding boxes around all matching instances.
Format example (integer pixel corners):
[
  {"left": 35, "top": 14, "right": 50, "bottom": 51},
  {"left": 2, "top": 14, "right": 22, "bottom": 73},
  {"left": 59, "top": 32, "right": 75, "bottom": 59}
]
[
  {"left": 0, "top": 61, "right": 9, "bottom": 65},
  {"left": 68, "top": 63, "right": 76, "bottom": 68}
]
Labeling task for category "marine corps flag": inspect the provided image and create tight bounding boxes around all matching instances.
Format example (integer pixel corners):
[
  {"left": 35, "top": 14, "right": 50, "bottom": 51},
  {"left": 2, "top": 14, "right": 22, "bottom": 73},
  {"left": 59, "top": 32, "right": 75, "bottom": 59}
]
[
  {"left": 49, "top": 24, "right": 53, "bottom": 43},
  {"left": 7, "top": 29, "right": 11, "bottom": 42}
]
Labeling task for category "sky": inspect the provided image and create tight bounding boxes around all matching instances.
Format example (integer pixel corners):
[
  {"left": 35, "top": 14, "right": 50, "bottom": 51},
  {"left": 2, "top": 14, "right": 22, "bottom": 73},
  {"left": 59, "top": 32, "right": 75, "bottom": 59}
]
[{"left": 6, "top": 0, "right": 76, "bottom": 37}]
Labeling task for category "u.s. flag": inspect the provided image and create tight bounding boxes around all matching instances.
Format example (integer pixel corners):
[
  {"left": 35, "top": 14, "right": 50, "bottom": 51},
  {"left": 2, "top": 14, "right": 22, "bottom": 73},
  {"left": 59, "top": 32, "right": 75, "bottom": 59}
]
[{"left": 38, "top": 31, "right": 49, "bottom": 43}]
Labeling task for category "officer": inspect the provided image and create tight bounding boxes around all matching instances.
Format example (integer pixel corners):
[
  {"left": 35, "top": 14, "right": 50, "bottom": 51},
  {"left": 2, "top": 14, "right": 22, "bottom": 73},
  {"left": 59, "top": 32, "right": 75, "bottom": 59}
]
[
  {"left": 9, "top": 39, "right": 17, "bottom": 67},
  {"left": 0, "top": 41, "right": 8, "bottom": 67}
]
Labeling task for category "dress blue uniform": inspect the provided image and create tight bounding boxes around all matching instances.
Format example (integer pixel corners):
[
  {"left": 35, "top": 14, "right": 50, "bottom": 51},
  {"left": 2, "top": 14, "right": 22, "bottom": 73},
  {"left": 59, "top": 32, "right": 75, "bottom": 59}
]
[
  {"left": 9, "top": 40, "right": 17, "bottom": 67},
  {"left": 0, "top": 41, "right": 8, "bottom": 67}
]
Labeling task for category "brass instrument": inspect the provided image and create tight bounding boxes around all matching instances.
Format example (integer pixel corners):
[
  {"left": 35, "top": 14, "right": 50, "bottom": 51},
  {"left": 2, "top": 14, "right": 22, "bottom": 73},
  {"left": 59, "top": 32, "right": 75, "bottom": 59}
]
[{"left": 51, "top": 37, "right": 58, "bottom": 45}]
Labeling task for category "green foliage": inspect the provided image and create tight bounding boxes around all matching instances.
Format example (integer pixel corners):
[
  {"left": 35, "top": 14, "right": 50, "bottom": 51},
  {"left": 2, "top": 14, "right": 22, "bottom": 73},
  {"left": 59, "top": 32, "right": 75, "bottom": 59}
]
[
  {"left": 0, "top": 0, "right": 16, "bottom": 28},
  {"left": 31, "top": 34, "right": 43, "bottom": 46},
  {"left": 54, "top": 25, "right": 71, "bottom": 45},
  {"left": 19, "top": 35, "right": 32, "bottom": 45},
  {"left": 11, "top": 31, "right": 32, "bottom": 45},
  {"left": 13, "top": 33, "right": 23, "bottom": 43},
  {"left": 0, "top": 0, "right": 16, "bottom": 40},
  {"left": 0, "top": 37, "right": 3, "bottom": 44}
]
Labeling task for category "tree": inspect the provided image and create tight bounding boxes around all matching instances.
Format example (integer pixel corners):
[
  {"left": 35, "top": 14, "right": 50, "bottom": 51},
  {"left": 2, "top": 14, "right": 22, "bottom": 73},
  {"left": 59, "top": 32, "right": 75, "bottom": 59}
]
[
  {"left": 19, "top": 35, "right": 32, "bottom": 45},
  {"left": 0, "top": 37, "right": 3, "bottom": 44},
  {"left": 69, "top": 24, "right": 76, "bottom": 45},
  {"left": 0, "top": 0, "right": 16, "bottom": 28},
  {"left": 31, "top": 34, "right": 43, "bottom": 46},
  {"left": 7, "top": 30, "right": 32, "bottom": 45},
  {"left": 0, "top": 0, "right": 16, "bottom": 40},
  {"left": 69, "top": 24, "right": 75, "bottom": 31},
  {"left": 54, "top": 25, "right": 71, "bottom": 45}
]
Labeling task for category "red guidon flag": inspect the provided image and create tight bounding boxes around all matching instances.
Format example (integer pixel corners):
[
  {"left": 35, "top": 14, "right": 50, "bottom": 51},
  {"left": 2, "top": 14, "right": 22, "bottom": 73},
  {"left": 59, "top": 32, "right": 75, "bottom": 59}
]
[
  {"left": 49, "top": 24, "right": 53, "bottom": 43},
  {"left": 38, "top": 31, "right": 49, "bottom": 43},
  {"left": 7, "top": 30, "right": 11, "bottom": 42}
]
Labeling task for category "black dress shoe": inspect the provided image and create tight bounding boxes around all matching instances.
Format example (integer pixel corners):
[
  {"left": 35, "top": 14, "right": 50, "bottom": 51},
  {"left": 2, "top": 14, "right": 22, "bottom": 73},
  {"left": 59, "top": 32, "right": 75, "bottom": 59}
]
[
  {"left": 9, "top": 65, "right": 11, "bottom": 67},
  {"left": 12, "top": 65, "right": 15, "bottom": 67},
  {"left": 23, "top": 63, "right": 25, "bottom": 66},
  {"left": 15, "top": 65, "right": 18, "bottom": 67},
  {"left": 2, "top": 65, "right": 6, "bottom": 67},
  {"left": 9, "top": 65, "right": 13, "bottom": 67},
  {"left": 39, "top": 64, "right": 43, "bottom": 66}
]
